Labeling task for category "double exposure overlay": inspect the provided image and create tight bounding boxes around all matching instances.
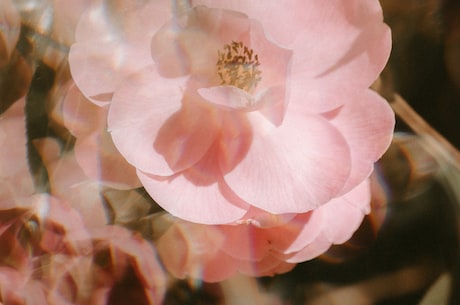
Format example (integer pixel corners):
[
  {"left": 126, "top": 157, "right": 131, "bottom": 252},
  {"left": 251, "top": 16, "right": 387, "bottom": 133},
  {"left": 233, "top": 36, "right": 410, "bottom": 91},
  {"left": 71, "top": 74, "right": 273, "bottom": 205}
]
[{"left": 3, "top": 0, "right": 459, "bottom": 304}]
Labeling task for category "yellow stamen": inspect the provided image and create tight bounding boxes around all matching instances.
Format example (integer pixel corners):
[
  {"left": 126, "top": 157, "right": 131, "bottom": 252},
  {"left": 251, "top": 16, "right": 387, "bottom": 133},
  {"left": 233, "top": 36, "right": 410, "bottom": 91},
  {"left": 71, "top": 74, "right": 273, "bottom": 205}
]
[{"left": 216, "top": 41, "right": 262, "bottom": 93}]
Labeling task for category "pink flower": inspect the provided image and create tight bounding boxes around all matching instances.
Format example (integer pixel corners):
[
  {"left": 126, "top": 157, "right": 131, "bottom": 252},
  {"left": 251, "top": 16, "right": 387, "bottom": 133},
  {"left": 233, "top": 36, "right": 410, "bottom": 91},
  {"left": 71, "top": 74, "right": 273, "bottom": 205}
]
[
  {"left": 156, "top": 179, "right": 370, "bottom": 282},
  {"left": 70, "top": 0, "right": 394, "bottom": 225}
]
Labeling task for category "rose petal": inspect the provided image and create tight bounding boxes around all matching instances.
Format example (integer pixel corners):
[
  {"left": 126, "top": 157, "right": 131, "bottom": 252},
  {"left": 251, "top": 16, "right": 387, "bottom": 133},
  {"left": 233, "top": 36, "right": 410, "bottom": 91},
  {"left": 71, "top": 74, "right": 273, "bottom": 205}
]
[
  {"left": 223, "top": 110, "right": 351, "bottom": 214},
  {"left": 108, "top": 65, "right": 187, "bottom": 176},
  {"left": 70, "top": 0, "right": 169, "bottom": 104},
  {"left": 153, "top": 95, "right": 222, "bottom": 173},
  {"left": 327, "top": 90, "right": 395, "bottom": 195},
  {"left": 138, "top": 143, "right": 250, "bottom": 224},
  {"left": 321, "top": 178, "right": 370, "bottom": 243}
]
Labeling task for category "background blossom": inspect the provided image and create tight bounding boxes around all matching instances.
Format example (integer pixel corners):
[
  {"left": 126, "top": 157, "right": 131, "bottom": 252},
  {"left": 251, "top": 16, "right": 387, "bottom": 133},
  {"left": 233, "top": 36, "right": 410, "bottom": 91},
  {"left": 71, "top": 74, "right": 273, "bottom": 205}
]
[{"left": 0, "top": 193, "right": 166, "bottom": 304}]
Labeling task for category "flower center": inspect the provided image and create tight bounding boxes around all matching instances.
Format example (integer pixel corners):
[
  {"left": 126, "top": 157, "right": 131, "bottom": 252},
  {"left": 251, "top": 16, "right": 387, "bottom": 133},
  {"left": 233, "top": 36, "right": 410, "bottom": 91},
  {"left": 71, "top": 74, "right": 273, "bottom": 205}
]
[{"left": 216, "top": 41, "right": 262, "bottom": 93}]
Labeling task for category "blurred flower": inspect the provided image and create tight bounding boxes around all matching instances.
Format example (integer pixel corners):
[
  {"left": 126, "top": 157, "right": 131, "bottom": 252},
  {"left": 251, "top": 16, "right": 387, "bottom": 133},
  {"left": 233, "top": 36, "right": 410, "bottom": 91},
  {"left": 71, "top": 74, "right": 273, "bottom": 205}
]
[
  {"left": 45, "top": 226, "right": 166, "bottom": 305},
  {"left": 156, "top": 179, "right": 370, "bottom": 282},
  {"left": 69, "top": 0, "right": 394, "bottom": 225},
  {"left": 0, "top": 193, "right": 166, "bottom": 304}
]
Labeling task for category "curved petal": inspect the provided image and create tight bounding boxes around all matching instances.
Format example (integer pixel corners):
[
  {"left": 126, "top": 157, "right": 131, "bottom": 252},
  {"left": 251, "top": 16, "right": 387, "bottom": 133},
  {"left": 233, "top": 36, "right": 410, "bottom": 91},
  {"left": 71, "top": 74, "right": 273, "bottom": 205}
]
[
  {"left": 70, "top": 0, "right": 170, "bottom": 104},
  {"left": 321, "top": 178, "right": 370, "bottom": 243},
  {"left": 266, "top": 212, "right": 322, "bottom": 255},
  {"left": 153, "top": 95, "right": 222, "bottom": 173},
  {"left": 192, "top": 0, "right": 386, "bottom": 48},
  {"left": 327, "top": 90, "right": 395, "bottom": 195},
  {"left": 284, "top": 233, "right": 332, "bottom": 263},
  {"left": 289, "top": 12, "right": 391, "bottom": 112},
  {"left": 190, "top": 0, "right": 315, "bottom": 46},
  {"left": 137, "top": 144, "right": 250, "bottom": 224},
  {"left": 108, "top": 65, "right": 187, "bottom": 176},
  {"left": 223, "top": 111, "right": 351, "bottom": 214},
  {"left": 69, "top": 40, "right": 135, "bottom": 105},
  {"left": 283, "top": 179, "right": 370, "bottom": 263},
  {"left": 288, "top": 88, "right": 395, "bottom": 195}
]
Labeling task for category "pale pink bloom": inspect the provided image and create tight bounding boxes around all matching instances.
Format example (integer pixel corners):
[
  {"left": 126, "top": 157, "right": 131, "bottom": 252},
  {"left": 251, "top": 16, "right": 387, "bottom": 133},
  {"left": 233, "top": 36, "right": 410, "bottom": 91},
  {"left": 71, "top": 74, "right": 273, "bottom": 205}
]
[
  {"left": 0, "top": 0, "right": 20, "bottom": 68},
  {"left": 70, "top": 0, "right": 394, "bottom": 225},
  {"left": 156, "top": 179, "right": 370, "bottom": 282},
  {"left": 46, "top": 226, "right": 167, "bottom": 305},
  {"left": 51, "top": 82, "right": 140, "bottom": 189},
  {"left": 0, "top": 98, "right": 35, "bottom": 203}
]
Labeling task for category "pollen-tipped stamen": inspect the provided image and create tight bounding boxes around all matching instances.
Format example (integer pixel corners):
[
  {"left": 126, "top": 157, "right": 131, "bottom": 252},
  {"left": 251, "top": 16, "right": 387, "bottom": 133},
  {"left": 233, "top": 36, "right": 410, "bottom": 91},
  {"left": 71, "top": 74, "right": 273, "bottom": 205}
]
[{"left": 216, "top": 41, "right": 262, "bottom": 93}]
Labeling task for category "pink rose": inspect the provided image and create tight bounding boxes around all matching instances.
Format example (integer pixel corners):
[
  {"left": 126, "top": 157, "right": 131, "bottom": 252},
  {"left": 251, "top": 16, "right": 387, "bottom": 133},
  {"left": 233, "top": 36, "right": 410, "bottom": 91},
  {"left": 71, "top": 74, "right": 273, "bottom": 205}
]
[
  {"left": 156, "top": 179, "right": 370, "bottom": 281},
  {"left": 70, "top": 0, "right": 394, "bottom": 225}
]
